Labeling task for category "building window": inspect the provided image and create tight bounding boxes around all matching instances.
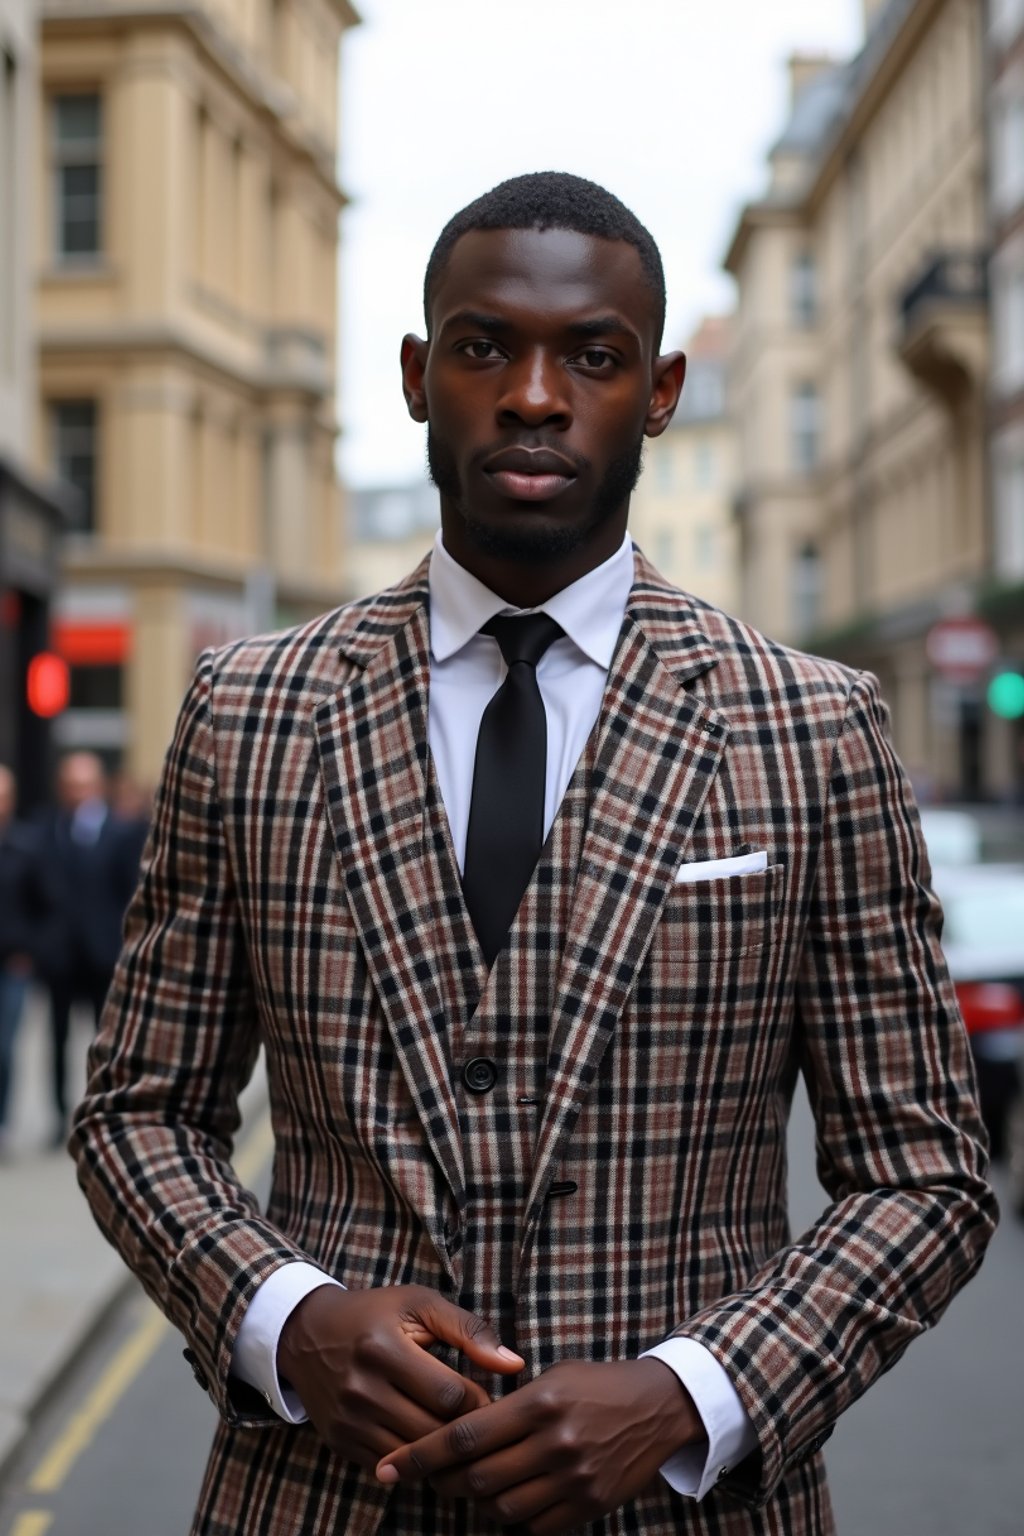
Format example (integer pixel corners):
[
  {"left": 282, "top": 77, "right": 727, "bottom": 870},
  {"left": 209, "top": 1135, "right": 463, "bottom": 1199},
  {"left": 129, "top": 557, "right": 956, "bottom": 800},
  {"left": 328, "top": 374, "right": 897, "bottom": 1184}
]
[
  {"left": 69, "top": 662, "right": 123, "bottom": 710},
  {"left": 194, "top": 106, "right": 208, "bottom": 285},
  {"left": 790, "top": 382, "right": 822, "bottom": 473},
  {"left": 993, "top": 242, "right": 1024, "bottom": 394},
  {"left": 653, "top": 529, "right": 674, "bottom": 572},
  {"left": 995, "top": 445, "right": 1024, "bottom": 579},
  {"left": 267, "top": 178, "right": 280, "bottom": 313},
  {"left": 791, "top": 542, "right": 823, "bottom": 635},
  {"left": 272, "top": 0, "right": 288, "bottom": 84},
  {"left": 694, "top": 441, "right": 715, "bottom": 490},
  {"left": 53, "top": 93, "right": 102, "bottom": 260},
  {"left": 52, "top": 400, "right": 98, "bottom": 532},
  {"left": 991, "top": 0, "right": 1024, "bottom": 49},
  {"left": 685, "top": 364, "right": 724, "bottom": 419},
  {"left": 789, "top": 249, "right": 818, "bottom": 327},
  {"left": 694, "top": 525, "right": 715, "bottom": 571},
  {"left": 991, "top": 74, "right": 1024, "bottom": 216},
  {"left": 231, "top": 137, "right": 244, "bottom": 297}
]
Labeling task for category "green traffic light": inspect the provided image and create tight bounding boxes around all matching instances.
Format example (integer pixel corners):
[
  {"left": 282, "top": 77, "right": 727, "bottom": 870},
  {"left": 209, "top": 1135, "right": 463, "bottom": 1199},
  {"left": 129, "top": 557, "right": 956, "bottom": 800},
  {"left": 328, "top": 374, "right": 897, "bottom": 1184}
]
[{"left": 987, "top": 670, "right": 1024, "bottom": 720}]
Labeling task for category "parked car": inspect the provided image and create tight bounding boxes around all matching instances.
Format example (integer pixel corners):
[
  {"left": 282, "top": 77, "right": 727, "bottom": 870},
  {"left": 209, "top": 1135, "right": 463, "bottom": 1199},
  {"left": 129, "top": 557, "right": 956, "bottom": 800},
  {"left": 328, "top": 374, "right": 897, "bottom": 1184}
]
[
  {"left": 931, "top": 863, "right": 1024, "bottom": 1169},
  {"left": 920, "top": 804, "right": 1024, "bottom": 867},
  {"left": 1007, "top": 1094, "right": 1024, "bottom": 1219},
  {"left": 920, "top": 808, "right": 982, "bottom": 868}
]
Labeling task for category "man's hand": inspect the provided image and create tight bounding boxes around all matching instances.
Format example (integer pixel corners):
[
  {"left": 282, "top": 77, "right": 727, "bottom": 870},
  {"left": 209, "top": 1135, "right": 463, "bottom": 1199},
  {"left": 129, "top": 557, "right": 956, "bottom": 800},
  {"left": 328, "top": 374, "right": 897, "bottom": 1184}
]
[
  {"left": 276, "top": 1284, "right": 524, "bottom": 1469},
  {"left": 375, "top": 1357, "right": 706, "bottom": 1534}
]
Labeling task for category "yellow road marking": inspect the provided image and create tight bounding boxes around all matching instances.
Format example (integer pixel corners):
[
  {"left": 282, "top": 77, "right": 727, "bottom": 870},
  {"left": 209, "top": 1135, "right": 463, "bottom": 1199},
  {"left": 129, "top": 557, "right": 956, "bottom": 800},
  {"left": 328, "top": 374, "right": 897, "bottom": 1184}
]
[
  {"left": 26, "top": 1308, "right": 167, "bottom": 1494},
  {"left": 25, "top": 1109, "right": 274, "bottom": 1496},
  {"left": 11, "top": 1514, "right": 54, "bottom": 1536}
]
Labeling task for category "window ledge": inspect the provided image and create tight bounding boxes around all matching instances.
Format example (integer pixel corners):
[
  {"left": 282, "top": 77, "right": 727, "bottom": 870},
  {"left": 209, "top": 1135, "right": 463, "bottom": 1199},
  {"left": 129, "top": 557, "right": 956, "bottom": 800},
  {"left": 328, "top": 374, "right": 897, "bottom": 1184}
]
[{"left": 39, "top": 261, "right": 118, "bottom": 285}]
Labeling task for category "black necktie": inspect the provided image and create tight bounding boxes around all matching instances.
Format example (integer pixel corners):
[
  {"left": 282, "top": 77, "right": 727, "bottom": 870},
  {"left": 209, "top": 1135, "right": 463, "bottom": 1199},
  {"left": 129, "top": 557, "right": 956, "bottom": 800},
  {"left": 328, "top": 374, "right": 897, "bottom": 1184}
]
[{"left": 462, "top": 613, "right": 564, "bottom": 966}]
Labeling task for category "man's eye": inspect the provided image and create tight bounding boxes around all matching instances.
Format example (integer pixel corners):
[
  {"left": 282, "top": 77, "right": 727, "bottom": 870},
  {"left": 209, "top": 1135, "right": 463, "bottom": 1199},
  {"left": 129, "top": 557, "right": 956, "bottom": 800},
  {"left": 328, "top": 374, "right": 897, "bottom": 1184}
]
[
  {"left": 574, "top": 349, "right": 615, "bottom": 370},
  {"left": 459, "top": 340, "right": 503, "bottom": 360}
]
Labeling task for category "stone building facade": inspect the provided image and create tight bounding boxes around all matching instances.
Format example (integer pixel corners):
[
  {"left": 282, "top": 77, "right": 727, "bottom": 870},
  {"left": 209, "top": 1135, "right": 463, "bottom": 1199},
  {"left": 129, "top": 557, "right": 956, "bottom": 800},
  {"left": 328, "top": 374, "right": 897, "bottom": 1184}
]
[
  {"left": 988, "top": 0, "right": 1024, "bottom": 794},
  {"left": 35, "top": 0, "right": 358, "bottom": 783},
  {"left": 628, "top": 315, "right": 738, "bottom": 615},
  {"left": 725, "top": 0, "right": 1013, "bottom": 799},
  {"left": 1, "top": 0, "right": 68, "bottom": 809}
]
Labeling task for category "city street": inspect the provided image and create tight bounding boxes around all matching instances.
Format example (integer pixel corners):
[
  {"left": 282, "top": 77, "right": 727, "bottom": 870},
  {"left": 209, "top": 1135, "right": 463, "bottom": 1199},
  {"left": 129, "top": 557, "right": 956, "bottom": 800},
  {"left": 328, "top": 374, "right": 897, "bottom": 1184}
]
[
  {"left": 3, "top": 0, "right": 1024, "bottom": 1532},
  {"left": 1, "top": 1041, "right": 1021, "bottom": 1535}
]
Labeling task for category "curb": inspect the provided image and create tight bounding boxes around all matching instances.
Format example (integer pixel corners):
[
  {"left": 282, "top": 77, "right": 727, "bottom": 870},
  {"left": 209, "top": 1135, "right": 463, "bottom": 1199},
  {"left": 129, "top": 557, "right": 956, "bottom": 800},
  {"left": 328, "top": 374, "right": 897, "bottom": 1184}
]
[
  {"left": 0, "top": 1087, "right": 272, "bottom": 1492},
  {"left": 0, "top": 1266, "right": 139, "bottom": 1487}
]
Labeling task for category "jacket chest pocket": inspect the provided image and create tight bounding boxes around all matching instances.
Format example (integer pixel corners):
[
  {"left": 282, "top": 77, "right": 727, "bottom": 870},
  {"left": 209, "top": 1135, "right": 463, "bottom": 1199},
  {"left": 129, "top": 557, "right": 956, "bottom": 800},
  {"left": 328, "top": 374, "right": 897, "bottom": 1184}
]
[
  {"left": 630, "top": 865, "right": 782, "bottom": 1059},
  {"left": 655, "top": 863, "right": 779, "bottom": 960}
]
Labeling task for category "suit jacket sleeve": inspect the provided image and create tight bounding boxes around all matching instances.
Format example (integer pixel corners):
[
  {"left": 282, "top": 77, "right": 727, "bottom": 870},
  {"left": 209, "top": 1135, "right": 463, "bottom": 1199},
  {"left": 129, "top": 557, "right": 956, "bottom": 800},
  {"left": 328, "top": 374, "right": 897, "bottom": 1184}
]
[
  {"left": 70, "top": 652, "right": 310, "bottom": 1424},
  {"left": 667, "top": 671, "right": 997, "bottom": 1507}
]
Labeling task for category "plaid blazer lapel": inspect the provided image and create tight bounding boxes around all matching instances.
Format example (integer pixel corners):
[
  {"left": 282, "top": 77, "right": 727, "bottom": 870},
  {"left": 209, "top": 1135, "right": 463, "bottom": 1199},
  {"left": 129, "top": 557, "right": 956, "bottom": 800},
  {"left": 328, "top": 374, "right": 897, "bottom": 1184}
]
[
  {"left": 313, "top": 560, "right": 467, "bottom": 1215},
  {"left": 519, "top": 555, "right": 731, "bottom": 1271}
]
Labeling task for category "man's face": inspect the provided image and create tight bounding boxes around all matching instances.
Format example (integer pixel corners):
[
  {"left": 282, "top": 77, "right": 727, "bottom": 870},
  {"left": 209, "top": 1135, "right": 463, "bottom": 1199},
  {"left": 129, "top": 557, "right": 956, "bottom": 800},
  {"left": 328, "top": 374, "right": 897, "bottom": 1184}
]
[
  {"left": 58, "top": 752, "right": 105, "bottom": 812},
  {"left": 402, "top": 228, "right": 684, "bottom": 594}
]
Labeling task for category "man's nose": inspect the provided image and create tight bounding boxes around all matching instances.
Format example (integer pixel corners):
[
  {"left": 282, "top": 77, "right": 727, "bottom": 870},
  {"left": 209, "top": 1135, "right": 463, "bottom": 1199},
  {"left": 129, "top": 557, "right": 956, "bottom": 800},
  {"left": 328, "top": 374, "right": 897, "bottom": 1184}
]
[{"left": 496, "top": 351, "right": 571, "bottom": 429}]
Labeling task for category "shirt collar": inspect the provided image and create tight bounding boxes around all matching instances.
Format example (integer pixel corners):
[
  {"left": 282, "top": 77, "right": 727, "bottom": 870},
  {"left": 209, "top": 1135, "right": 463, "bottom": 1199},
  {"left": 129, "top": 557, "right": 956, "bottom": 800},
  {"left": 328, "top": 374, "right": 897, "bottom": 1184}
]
[
  {"left": 428, "top": 530, "right": 633, "bottom": 669},
  {"left": 70, "top": 797, "right": 107, "bottom": 843}
]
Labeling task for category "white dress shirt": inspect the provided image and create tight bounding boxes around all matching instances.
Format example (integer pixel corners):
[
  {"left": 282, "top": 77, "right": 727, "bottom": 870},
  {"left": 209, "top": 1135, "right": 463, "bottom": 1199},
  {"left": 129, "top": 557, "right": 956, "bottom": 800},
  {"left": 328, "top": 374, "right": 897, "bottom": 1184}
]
[{"left": 232, "top": 531, "right": 758, "bottom": 1499}]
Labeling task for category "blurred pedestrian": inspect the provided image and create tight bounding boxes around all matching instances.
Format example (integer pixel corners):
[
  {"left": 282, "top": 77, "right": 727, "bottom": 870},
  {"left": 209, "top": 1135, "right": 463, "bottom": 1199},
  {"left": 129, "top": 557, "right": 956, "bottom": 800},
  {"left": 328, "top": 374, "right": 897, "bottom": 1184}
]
[
  {"left": 109, "top": 769, "right": 152, "bottom": 873},
  {"left": 0, "top": 764, "right": 53, "bottom": 1158},
  {"left": 36, "top": 752, "right": 142, "bottom": 1146}
]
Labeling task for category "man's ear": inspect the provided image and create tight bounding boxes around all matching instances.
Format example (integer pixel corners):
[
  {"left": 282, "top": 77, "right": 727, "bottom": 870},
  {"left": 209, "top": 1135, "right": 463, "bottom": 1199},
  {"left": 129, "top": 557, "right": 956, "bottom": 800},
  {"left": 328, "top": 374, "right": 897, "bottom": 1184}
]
[
  {"left": 644, "top": 351, "right": 686, "bottom": 439},
  {"left": 401, "top": 334, "right": 430, "bottom": 423}
]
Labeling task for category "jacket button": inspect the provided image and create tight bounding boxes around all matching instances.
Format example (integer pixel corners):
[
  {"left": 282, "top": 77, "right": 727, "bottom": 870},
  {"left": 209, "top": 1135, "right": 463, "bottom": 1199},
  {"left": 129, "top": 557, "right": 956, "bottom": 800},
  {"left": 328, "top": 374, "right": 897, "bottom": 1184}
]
[
  {"left": 462, "top": 1057, "right": 498, "bottom": 1093},
  {"left": 546, "top": 1181, "right": 578, "bottom": 1200}
]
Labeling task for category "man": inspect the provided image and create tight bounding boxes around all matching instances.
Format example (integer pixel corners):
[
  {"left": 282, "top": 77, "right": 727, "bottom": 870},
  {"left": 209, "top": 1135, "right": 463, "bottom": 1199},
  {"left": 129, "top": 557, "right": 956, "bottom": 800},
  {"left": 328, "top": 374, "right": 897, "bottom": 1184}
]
[
  {"left": 0, "top": 765, "right": 53, "bottom": 1157},
  {"left": 71, "top": 174, "right": 996, "bottom": 1536},
  {"left": 38, "top": 751, "right": 142, "bottom": 1143}
]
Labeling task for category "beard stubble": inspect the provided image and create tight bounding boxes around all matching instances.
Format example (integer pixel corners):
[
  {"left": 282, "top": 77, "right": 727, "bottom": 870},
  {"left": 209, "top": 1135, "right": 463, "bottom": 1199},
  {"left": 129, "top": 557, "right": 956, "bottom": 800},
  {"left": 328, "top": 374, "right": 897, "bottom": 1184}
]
[{"left": 426, "top": 426, "right": 645, "bottom": 564}]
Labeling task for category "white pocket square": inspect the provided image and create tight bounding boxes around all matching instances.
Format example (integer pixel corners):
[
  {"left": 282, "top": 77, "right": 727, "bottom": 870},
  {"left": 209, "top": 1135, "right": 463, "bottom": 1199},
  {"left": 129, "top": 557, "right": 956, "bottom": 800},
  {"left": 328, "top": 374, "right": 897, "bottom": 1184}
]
[{"left": 674, "top": 850, "right": 768, "bottom": 884}]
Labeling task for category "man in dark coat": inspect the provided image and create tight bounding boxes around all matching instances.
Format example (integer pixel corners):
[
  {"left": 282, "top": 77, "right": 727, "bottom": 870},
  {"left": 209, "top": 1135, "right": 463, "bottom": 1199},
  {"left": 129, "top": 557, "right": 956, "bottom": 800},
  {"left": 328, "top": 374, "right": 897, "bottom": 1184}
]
[
  {"left": 0, "top": 764, "right": 54, "bottom": 1156},
  {"left": 36, "top": 751, "right": 141, "bottom": 1142}
]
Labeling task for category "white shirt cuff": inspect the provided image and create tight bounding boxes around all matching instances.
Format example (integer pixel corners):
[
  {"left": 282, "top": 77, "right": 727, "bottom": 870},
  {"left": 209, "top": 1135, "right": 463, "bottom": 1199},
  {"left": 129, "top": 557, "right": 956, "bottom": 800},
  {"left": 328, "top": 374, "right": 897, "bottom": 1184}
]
[
  {"left": 231, "top": 1262, "right": 344, "bottom": 1421},
  {"left": 641, "top": 1337, "right": 759, "bottom": 1501}
]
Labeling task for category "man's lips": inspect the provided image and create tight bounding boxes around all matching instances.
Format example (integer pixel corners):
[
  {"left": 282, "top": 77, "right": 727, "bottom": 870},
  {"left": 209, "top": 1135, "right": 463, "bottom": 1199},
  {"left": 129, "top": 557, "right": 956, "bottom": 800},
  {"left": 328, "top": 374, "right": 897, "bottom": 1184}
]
[
  {"left": 487, "top": 469, "right": 574, "bottom": 500},
  {"left": 482, "top": 447, "right": 578, "bottom": 502}
]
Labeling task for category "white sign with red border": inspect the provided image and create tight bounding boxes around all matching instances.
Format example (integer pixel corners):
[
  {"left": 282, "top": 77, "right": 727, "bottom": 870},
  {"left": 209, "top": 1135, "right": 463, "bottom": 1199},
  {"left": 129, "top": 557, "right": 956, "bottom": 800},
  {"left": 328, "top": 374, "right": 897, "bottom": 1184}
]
[{"left": 925, "top": 617, "right": 999, "bottom": 684}]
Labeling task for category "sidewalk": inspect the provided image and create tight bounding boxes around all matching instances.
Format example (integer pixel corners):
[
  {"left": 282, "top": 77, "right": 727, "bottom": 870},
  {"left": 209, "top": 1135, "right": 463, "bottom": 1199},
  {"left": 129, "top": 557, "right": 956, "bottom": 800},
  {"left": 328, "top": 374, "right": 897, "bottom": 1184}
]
[{"left": 0, "top": 987, "right": 267, "bottom": 1481}]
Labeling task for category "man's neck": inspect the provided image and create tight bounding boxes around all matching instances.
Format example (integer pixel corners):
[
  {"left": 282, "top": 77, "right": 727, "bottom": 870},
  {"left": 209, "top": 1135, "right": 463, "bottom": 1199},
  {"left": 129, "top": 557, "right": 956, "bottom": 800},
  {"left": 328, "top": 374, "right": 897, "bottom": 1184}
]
[{"left": 438, "top": 518, "right": 629, "bottom": 608}]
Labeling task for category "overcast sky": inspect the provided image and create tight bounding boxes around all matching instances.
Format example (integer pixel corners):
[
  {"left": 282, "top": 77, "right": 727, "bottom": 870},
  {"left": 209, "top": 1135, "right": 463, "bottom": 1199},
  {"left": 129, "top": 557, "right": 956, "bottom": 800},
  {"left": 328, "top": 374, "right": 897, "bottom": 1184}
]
[{"left": 337, "top": 0, "right": 864, "bottom": 488}]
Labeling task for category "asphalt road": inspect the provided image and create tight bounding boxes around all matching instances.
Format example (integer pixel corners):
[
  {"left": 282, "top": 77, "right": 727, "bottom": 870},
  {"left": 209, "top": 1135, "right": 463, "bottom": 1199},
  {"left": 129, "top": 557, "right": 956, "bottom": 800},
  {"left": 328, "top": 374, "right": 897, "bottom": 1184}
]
[{"left": 2, "top": 1088, "right": 1022, "bottom": 1536}]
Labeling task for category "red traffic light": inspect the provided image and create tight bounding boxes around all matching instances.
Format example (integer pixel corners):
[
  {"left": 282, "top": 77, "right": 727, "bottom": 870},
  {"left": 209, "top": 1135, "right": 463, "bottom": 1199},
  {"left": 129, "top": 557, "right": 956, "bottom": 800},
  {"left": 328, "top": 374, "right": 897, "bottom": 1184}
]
[{"left": 26, "top": 651, "right": 70, "bottom": 717}]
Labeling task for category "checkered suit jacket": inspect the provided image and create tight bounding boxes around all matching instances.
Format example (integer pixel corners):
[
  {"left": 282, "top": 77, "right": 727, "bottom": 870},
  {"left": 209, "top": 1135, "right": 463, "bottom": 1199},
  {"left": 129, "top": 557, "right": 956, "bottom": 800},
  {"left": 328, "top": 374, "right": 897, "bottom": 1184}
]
[{"left": 71, "top": 549, "right": 996, "bottom": 1535}]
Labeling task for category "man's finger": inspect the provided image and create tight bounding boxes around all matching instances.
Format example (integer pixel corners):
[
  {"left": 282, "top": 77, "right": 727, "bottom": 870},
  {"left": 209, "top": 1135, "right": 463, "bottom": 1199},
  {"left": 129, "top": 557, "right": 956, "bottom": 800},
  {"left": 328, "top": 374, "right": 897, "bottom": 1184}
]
[
  {"left": 384, "top": 1338, "right": 493, "bottom": 1421},
  {"left": 428, "top": 1440, "right": 536, "bottom": 1502},
  {"left": 367, "top": 1380, "right": 449, "bottom": 1443},
  {"left": 401, "top": 1295, "right": 524, "bottom": 1375},
  {"left": 377, "top": 1395, "right": 524, "bottom": 1484},
  {"left": 342, "top": 1428, "right": 404, "bottom": 1470},
  {"left": 477, "top": 1473, "right": 564, "bottom": 1531}
]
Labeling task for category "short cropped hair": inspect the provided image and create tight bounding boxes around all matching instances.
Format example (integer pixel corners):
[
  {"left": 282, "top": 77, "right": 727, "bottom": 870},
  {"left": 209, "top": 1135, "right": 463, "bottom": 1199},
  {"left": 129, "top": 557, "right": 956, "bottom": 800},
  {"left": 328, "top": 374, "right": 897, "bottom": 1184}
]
[{"left": 423, "top": 171, "right": 666, "bottom": 346}]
